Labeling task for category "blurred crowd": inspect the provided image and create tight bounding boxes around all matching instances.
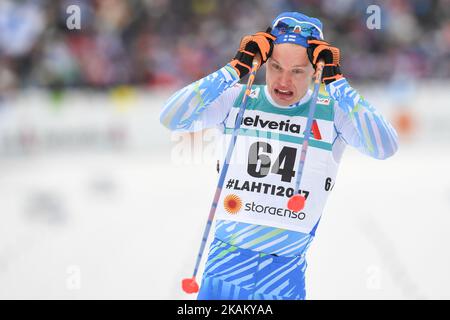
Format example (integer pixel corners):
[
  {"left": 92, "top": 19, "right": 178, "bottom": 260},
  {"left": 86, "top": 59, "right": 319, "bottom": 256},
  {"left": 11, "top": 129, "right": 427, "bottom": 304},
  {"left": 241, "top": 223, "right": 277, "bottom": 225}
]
[{"left": 0, "top": 0, "right": 449, "bottom": 91}]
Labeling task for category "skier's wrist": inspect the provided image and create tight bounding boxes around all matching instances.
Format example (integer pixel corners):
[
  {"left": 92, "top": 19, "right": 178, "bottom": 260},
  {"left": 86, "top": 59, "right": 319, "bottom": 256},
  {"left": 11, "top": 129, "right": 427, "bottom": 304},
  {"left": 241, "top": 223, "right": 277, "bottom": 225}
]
[
  {"left": 326, "top": 77, "right": 364, "bottom": 114},
  {"left": 325, "top": 77, "right": 349, "bottom": 99},
  {"left": 224, "top": 64, "right": 241, "bottom": 82}
]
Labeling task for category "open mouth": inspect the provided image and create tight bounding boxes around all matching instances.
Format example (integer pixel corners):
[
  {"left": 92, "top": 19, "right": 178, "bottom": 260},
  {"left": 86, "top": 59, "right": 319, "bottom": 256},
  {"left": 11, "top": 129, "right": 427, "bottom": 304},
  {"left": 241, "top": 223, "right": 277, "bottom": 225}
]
[{"left": 274, "top": 88, "right": 294, "bottom": 100}]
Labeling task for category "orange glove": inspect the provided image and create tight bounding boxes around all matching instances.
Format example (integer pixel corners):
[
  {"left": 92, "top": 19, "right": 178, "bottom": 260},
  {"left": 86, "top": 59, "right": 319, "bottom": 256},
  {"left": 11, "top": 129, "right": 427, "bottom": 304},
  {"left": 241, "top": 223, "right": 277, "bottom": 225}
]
[
  {"left": 307, "top": 38, "right": 343, "bottom": 84},
  {"left": 230, "top": 28, "right": 276, "bottom": 78}
]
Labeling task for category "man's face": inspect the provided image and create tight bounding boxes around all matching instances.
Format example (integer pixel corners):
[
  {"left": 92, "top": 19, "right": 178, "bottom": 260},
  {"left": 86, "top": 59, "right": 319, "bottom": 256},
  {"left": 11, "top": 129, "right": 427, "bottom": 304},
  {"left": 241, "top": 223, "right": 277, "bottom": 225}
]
[{"left": 266, "top": 43, "right": 314, "bottom": 106}]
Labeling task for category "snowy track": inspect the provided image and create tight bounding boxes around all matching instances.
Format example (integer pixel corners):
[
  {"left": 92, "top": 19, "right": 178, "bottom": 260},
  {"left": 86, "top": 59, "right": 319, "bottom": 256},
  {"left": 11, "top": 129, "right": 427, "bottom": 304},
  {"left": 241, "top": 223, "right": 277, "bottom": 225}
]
[
  {"left": 0, "top": 144, "right": 449, "bottom": 299},
  {"left": 1, "top": 86, "right": 449, "bottom": 299}
]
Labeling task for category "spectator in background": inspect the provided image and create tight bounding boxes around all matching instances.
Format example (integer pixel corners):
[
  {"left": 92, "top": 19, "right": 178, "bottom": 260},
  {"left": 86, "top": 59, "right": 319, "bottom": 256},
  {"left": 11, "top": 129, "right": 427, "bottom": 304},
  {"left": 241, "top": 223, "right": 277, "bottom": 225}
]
[{"left": 0, "top": 0, "right": 448, "bottom": 91}]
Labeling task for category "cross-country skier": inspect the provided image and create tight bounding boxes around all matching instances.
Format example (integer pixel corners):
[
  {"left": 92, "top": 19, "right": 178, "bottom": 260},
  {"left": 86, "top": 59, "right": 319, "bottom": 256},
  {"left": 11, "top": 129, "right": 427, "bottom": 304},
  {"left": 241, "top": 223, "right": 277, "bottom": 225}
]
[{"left": 160, "top": 11, "right": 399, "bottom": 300}]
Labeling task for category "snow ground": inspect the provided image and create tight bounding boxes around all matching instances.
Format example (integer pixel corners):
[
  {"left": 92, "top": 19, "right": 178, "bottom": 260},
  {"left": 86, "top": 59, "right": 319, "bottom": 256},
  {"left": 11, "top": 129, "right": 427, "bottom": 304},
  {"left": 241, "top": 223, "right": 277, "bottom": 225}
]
[
  {"left": 1, "top": 85, "right": 449, "bottom": 299},
  {"left": 0, "top": 143, "right": 449, "bottom": 300}
]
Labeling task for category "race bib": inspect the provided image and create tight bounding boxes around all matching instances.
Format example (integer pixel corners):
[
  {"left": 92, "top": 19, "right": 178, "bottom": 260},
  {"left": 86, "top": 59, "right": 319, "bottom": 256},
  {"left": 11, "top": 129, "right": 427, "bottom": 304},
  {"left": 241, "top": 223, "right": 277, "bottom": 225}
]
[{"left": 216, "top": 107, "right": 337, "bottom": 234}]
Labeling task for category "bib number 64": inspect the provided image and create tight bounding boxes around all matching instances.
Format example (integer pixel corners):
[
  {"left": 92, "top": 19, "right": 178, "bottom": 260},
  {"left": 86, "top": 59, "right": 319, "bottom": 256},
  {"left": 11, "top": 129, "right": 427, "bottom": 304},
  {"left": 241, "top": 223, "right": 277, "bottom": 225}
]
[{"left": 247, "top": 142, "right": 297, "bottom": 183}]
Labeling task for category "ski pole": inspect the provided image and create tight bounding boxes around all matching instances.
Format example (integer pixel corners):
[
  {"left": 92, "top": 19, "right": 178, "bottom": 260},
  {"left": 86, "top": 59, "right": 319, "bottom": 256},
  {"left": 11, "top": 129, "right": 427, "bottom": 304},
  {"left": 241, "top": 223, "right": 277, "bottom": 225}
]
[
  {"left": 287, "top": 59, "right": 325, "bottom": 212},
  {"left": 182, "top": 57, "right": 261, "bottom": 294}
]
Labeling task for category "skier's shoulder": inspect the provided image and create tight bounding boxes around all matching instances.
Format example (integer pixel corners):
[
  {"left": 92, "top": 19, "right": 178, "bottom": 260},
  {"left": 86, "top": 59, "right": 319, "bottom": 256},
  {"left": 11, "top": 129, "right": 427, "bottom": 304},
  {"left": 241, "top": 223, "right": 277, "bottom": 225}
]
[
  {"left": 308, "top": 87, "right": 336, "bottom": 122},
  {"left": 230, "top": 84, "right": 264, "bottom": 107},
  {"left": 316, "top": 87, "right": 334, "bottom": 107},
  {"left": 248, "top": 84, "right": 265, "bottom": 100}
]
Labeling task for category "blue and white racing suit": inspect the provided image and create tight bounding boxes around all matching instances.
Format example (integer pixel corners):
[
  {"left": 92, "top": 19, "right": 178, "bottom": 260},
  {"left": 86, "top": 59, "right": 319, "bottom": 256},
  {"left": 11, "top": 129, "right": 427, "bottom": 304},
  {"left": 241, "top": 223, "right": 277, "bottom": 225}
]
[{"left": 160, "top": 64, "right": 398, "bottom": 300}]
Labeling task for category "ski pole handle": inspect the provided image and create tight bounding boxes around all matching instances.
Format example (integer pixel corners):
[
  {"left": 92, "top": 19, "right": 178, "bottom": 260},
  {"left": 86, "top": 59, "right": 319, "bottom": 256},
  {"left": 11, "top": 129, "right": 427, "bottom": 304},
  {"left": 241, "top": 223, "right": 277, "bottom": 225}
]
[
  {"left": 253, "top": 53, "right": 261, "bottom": 68},
  {"left": 244, "top": 55, "right": 260, "bottom": 97},
  {"left": 314, "top": 59, "right": 325, "bottom": 84}
]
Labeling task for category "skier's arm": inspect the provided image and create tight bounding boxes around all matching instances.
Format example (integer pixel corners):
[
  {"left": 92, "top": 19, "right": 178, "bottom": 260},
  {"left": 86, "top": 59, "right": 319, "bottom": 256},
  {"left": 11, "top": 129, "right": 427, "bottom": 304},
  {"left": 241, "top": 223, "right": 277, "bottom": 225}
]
[
  {"left": 160, "top": 30, "right": 275, "bottom": 132},
  {"left": 329, "top": 78, "right": 399, "bottom": 159},
  {"left": 306, "top": 38, "right": 398, "bottom": 160},
  {"left": 159, "top": 65, "right": 241, "bottom": 132}
]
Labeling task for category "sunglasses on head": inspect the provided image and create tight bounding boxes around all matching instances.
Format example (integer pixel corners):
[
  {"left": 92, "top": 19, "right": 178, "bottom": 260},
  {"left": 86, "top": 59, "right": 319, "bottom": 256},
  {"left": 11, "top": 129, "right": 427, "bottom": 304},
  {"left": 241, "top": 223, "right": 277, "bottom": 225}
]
[{"left": 271, "top": 17, "right": 324, "bottom": 40}]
